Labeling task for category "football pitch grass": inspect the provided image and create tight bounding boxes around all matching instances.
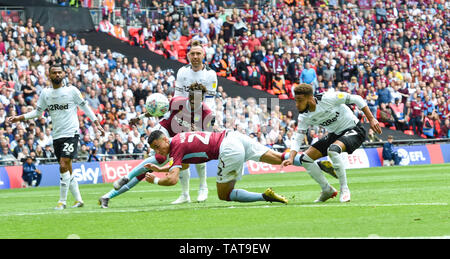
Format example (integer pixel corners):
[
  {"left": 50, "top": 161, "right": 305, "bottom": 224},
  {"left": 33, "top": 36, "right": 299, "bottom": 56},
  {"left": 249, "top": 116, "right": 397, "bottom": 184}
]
[{"left": 0, "top": 164, "right": 449, "bottom": 239}]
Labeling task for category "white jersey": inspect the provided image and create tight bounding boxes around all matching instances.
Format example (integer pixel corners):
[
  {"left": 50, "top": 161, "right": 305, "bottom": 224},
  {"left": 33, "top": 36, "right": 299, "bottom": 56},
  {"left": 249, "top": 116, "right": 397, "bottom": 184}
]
[
  {"left": 35, "top": 85, "right": 88, "bottom": 140},
  {"left": 297, "top": 91, "right": 359, "bottom": 135},
  {"left": 174, "top": 64, "right": 218, "bottom": 114}
]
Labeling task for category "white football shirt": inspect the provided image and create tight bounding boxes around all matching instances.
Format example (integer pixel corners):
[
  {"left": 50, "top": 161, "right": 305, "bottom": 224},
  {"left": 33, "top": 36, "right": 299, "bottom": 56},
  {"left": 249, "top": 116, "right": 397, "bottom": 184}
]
[
  {"left": 174, "top": 64, "right": 218, "bottom": 114},
  {"left": 35, "top": 85, "right": 87, "bottom": 140},
  {"left": 297, "top": 91, "right": 359, "bottom": 135}
]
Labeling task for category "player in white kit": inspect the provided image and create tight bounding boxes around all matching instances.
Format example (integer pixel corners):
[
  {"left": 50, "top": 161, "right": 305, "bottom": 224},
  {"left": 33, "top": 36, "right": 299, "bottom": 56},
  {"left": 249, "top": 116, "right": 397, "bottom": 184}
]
[
  {"left": 7, "top": 64, "right": 104, "bottom": 210},
  {"left": 282, "top": 83, "right": 382, "bottom": 203},
  {"left": 170, "top": 40, "right": 218, "bottom": 204}
]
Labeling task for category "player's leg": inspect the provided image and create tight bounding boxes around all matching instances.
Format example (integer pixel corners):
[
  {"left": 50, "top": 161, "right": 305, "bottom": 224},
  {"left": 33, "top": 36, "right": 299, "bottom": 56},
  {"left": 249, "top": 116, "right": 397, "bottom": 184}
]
[
  {"left": 240, "top": 131, "right": 337, "bottom": 204},
  {"left": 327, "top": 140, "right": 350, "bottom": 202},
  {"left": 171, "top": 166, "right": 192, "bottom": 204},
  {"left": 195, "top": 163, "right": 208, "bottom": 202},
  {"left": 53, "top": 135, "right": 81, "bottom": 210},
  {"left": 216, "top": 132, "right": 287, "bottom": 204},
  {"left": 56, "top": 156, "right": 72, "bottom": 210},
  {"left": 113, "top": 152, "right": 169, "bottom": 190},
  {"left": 100, "top": 155, "right": 168, "bottom": 208},
  {"left": 328, "top": 126, "right": 365, "bottom": 202},
  {"left": 67, "top": 158, "right": 84, "bottom": 208},
  {"left": 281, "top": 145, "right": 337, "bottom": 202},
  {"left": 299, "top": 147, "right": 338, "bottom": 203}
]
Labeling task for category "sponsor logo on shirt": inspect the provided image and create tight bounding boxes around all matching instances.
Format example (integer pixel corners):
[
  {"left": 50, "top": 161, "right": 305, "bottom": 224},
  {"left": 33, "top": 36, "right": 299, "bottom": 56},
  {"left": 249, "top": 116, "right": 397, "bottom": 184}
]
[
  {"left": 47, "top": 103, "right": 69, "bottom": 111},
  {"left": 319, "top": 112, "right": 340, "bottom": 127}
]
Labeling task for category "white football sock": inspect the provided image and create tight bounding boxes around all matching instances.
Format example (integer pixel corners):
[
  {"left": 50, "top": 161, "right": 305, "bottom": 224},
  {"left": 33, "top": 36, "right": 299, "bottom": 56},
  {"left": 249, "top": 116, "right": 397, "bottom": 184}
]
[
  {"left": 59, "top": 171, "right": 71, "bottom": 204},
  {"left": 178, "top": 167, "right": 191, "bottom": 197},
  {"left": 328, "top": 150, "right": 348, "bottom": 190},
  {"left": 195, "top": 163, "right": 207, "bottom": 190},
  {"left": 69, "top": 174, "right": 83, "bottom": 202},
  {"left": 302, "top": 154, "right": 330, "bottom": 190}
]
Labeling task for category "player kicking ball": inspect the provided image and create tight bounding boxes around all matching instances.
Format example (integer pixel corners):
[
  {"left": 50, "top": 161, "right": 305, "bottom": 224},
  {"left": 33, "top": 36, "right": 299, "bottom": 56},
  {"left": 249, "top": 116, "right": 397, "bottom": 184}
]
[
  {"left": 281, "top": 83, "right": 382, "bottom": 203},
  {"left": 7, "top": 63, "right": 105, "bottom": 210},
  {"left": 143, "top": 130, "right": 290, "bottom": 204}
]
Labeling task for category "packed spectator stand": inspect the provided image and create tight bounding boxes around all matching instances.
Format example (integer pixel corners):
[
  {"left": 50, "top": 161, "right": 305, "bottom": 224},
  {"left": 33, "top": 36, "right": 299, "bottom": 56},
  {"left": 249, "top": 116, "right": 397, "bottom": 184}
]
[
  {"left": 0, "top": 0, "right": 449, "bottom": 167},
  {"left": 103, "top": 1, "right": 449, "bottom": 135}
]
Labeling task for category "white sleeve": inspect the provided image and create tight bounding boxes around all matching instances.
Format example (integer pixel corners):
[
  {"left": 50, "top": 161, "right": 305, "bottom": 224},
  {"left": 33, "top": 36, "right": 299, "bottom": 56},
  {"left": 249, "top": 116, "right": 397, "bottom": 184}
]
[
  {"left": 291, "top": 131, "right": 305, "bottom": 152},
  {"left": 328, "top": 91, "right": 367, "bottom": 109},
  {"left": 24, "top": 91, "right": 47, "bottom": 120},
  {"left": 291, "top": 115, "right": 308, "bottom": 152},
  {"left": 72, "top": 87, "right": 97, "bottom": 122},
  {"left": 207, "top": 71, "right": 218, "bottom": 96},
  {"left": 174, "top": 68, "right": 185, "bottom": 97},
  {"left": 347, "top": 94, "right": 367, "bottom": 109}
]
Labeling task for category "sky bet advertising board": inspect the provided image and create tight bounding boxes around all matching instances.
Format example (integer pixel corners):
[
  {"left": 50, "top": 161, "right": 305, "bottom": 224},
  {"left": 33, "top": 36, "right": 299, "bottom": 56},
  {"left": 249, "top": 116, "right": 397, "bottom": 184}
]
[{"left": 0, "top": 144, "right": 448, "bottom": 189}]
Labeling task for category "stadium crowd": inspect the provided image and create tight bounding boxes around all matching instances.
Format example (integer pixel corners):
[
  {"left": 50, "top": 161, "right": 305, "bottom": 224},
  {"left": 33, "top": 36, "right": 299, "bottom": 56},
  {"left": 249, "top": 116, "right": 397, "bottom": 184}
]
[
  {"left": 0, "top": 14, "right": 296, "bottom": 166},
  {"left": 106, "top": 0, "right": 450, "bottom": 136},
  {"left": 1, "top": 0, "right": 450, "bottom": 167}
]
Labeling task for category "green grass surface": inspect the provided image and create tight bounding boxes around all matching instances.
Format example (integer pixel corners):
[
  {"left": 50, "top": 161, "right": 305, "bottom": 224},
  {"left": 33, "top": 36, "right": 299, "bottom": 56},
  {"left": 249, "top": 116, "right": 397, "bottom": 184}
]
[{"left": 0, "top": 164, "right": 449, "bottom": 239}]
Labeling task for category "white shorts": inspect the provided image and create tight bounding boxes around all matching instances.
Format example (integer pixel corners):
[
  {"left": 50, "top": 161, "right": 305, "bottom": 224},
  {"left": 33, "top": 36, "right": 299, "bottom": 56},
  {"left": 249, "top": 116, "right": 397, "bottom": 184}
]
[{"left": 216, "top": 131, "right": 269, "bottom": 183}]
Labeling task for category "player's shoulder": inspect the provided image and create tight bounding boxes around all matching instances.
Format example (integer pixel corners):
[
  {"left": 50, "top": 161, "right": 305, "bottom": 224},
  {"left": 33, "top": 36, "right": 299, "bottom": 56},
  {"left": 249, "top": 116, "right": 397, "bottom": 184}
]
[
  {"left": 178, "top": 64, "right": 192, "bottom": 73},
  {"left": 202, "top": 103, "right": 213, "bottom": 114},
  {"left": 170, "top": 96, "right": 188, "bottom": 106},
  {"left": 319, "top": 91, "right": 346, "bottom": 103},
  {"left": 59, "top": 84, "right": 78, "bottom": 92},
  {"left": 40, "top": 87, "right": 51, "bottom": 95},
  {"left": 204, "top": 64, "right": 214, "bottom": 72},
  {"left": 204, "top": 65, "right": 217, "bottom": 77}
]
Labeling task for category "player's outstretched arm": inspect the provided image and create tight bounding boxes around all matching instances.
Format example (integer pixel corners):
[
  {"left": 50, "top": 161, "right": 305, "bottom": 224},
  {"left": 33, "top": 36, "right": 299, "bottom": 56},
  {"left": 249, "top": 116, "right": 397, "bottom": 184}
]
[
  {"left": 7, "top": 106, "right": 44, "bottom": 123},
  {"left": 130, "top": 113, "right": 153, "bottom": 126},
  {"left": 144, "top": 163, "right": 171, "bottom": 172},
  {"left": 145, "top": 167, "right": 180, "bottom": 186},
  {"left": 340, "top": 92, "right": 382, "bottom": 134},
  {"left": 6, "top": 114, "right": 25, "bottom": 124},
  {"left": 361, "top": 105, "right": 382, "bottom": 134}
]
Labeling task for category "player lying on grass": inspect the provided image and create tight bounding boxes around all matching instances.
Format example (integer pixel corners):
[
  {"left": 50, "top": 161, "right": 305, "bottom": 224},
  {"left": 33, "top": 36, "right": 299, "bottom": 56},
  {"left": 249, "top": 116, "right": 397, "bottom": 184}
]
[
  {"left": 98, "top": 82, "right": 213, "bottom": 208},
  {"left": 143, "top": 129, "right": 290, "bottom": 204},
  {"left": 281, "top": 83, "right": 382, "bottom": 203}
]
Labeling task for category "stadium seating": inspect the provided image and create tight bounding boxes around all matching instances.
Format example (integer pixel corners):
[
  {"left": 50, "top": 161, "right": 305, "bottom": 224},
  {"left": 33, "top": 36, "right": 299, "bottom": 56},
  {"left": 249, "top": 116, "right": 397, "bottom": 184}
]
[{"left": 1, "top": 0, "right": 448, "bottom": 167}]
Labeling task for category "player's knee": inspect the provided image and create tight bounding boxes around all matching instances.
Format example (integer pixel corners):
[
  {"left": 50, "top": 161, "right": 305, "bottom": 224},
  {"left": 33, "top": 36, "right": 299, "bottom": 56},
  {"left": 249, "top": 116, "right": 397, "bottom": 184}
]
[
  {"left": 327, "top": 144, "right": 342, "bottom": 158},
  {"left": 59, "top": 159, "right": 71, "bottom": 172},
  {"left": 218, "top": 191, "right": 230, "bottom": 201},
  {"left": 300, "top": 153, "right": 315, "bottom": 164}
]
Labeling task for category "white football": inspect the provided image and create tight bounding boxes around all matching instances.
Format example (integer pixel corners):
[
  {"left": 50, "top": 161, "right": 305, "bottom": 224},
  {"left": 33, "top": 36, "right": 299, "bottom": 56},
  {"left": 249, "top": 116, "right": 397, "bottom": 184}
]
[{"left": 145, "top": 93, "right": 169, "bottom": 117}]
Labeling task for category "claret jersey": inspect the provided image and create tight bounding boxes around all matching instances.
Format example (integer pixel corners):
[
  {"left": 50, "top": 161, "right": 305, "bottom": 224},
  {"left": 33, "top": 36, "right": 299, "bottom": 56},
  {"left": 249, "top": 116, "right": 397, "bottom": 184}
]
[
  {"left": 159, "top": 96, "right": 213, "bottom": 137},
  {"left": 168, "top": 131, "right": 227, "bottom": 171}
]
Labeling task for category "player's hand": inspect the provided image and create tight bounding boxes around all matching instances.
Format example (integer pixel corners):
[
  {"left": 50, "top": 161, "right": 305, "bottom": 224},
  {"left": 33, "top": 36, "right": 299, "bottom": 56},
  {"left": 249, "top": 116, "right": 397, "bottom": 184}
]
[
  {"left": 6, "top": 116, "right": 20, "bottom": 124},
  {"left": 144, "top": 163, "right": 161, "bottom": 172},
  {"left": 129, "top": 117, "right": 140, "bottom": 126},
  {"left": 281, "top": 159, "right": 293, "bottom": 169},
  {"left": 94, "top": 121, "right": 105, "bottom": 136},
  {"left": 369, "top": 118, "right": 382, "bottom": 134},
  {"left": 145, "top": 172, "right": 156, "bottom": 183}
]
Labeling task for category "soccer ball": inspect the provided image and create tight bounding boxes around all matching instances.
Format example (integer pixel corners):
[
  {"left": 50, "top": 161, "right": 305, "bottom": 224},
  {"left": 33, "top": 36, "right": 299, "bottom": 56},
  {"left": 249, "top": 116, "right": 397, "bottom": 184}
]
[{"left": 145, "top": 93, "right": 169, "bottom": 117}]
